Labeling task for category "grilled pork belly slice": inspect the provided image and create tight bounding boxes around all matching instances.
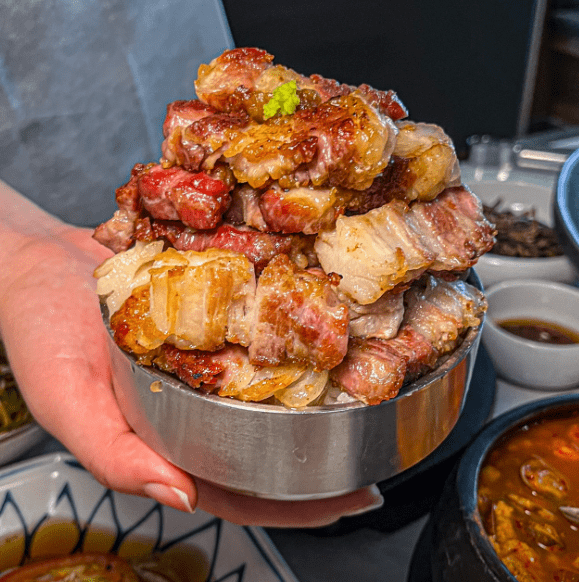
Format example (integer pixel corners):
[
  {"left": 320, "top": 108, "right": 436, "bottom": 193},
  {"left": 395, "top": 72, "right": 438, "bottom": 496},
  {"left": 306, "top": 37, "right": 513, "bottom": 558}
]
[
  {"left": 249, "top": 254, "right": 349, "bottom": 370},
  {"left": 407, "top": 186, "right": 496, "bottom": 274},
  {"left": 138, "top": 164, "right": 232, "bottom": 229},
  {"left": 315, "top": 186, "right": 495, "bottom": 304},
  {"left": 331, "top": 276, "right": 486, "bottom": 405},
  {"left": 161, "top": 91, "right": 397, "bottom": 191},
  {"left": 93, "top": 207, "right": 139, "bottom": 254},
  {"left": 162, "top": 104, "right": 250, "bottom": 172},
  {"left": 161, "top": 100, "right": 226, "bottom": 168},
  {"left": 194, "top": 48, "right": 275, "bottom": 112},
  {"left": 315, "top": 199, "right": 435, "bottom": 304},
  {"left": 390, "top": 121, "right": 461, "bottom": 201},
  {"left": 133, "top": 219, "right": 312, "bottom": 272},
  {"left": 194, "top": 47, "right": 407, "bottom": 121},
  {"left": 99, "top": 245, "right": 256, "bottom": 352},
  {"left": 259, "top": 183, "right": 353, "bottom": 234},
  {"left": 227, "top": 183, "right": 354, "bottom": 235},
  {"left": 345, "top": 290, "right": 405, "bottom": 340}
]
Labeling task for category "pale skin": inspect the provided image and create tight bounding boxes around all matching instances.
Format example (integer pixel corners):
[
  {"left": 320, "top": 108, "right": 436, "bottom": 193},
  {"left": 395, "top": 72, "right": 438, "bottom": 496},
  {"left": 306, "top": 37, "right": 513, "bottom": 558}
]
[{"left": 0, "top": 179, "right": 383, "bottom": 527}]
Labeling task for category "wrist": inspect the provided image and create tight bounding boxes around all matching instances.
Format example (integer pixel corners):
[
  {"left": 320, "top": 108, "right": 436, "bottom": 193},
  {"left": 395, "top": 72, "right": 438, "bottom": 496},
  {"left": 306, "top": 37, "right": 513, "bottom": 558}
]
[{"left": 0, "top": 180, "right": 66, "bottom": 289}]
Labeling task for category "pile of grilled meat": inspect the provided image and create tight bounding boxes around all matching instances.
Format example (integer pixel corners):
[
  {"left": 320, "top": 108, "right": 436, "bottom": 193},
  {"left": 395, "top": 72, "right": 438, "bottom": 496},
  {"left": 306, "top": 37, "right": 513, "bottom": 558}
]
[{"left": 94, "top": 48, "right": 495, "bottom": 407}]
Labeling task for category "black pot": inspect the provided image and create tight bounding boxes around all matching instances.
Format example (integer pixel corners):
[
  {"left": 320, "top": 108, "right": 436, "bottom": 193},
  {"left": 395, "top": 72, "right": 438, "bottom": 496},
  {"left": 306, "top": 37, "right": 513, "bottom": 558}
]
[{"left": 427, "top": 393, "right": 579, "bottom": 582}]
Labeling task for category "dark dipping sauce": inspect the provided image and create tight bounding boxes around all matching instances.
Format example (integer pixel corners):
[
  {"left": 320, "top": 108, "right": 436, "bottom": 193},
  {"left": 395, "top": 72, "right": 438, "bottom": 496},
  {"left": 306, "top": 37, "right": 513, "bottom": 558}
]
[
  {"left": 478, "top": 410, "right": 579, "bottom": 582},
  {"left": 498, "top": 318, "right": 579, "bottom": 345}
]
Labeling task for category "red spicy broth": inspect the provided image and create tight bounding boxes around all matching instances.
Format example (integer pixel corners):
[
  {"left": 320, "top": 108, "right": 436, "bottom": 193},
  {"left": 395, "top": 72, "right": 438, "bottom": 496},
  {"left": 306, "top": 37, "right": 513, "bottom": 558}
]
[{"left": 478, "top": 410, "right": 579, "bottom": 581}]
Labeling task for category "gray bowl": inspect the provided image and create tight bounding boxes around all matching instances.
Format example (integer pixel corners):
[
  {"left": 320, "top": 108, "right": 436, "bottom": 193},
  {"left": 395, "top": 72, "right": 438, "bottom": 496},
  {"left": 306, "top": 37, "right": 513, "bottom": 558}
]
[
  {"left": 0, "top": 421, "right": 47, "bottom": 467},
  {"left": 554, "top": 147, "right": 579, "bottom": 273},
  {"left": 105, "top": 273, "right": 484, "bottom": 500}
]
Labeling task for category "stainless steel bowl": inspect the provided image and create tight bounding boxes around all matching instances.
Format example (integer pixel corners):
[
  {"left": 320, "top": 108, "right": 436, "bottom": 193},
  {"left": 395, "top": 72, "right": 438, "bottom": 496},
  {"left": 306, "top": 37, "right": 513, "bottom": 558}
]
[{"left": 105, "top": 273, "right": 484, "bottom": 500}]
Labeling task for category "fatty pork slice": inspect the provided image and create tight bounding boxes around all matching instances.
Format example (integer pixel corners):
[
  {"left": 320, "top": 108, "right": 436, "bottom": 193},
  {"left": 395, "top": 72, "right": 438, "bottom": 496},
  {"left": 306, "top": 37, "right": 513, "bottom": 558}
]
[
  {"left": 406, "top": 186, "right": 496, "bottom": 273},
  {"left": 97, "top": 245, "right": 256, "bottom": 353},
  {"left": 194, "top": 47, "right": 275, "bottom": 112},
  {"left": 315, "top": 199, "right": 435, "bottom": 305},
  {"left": 403, "top": 275, "right": 487, "bottom": 354},
  {"left": 330, "top": 276, "right": 486, "bottom": 405},
  {"left": 315, "top": 186, "right": 495, "bottom": 304},
  {"left": 138, "top": 164, "right": 232, "bottom": 230},
  {"left": 133, "top": 218, "right": 312, "bottom": 273},
  {"left": 93, "top": 162, "right": 147, "bottom": 253},
  {"left": 249, "top": 254, "right": 349, "bottom": 371},
  {"left": 389, "top": 121, "right": 461, "bottom": 202},
  {"left": 224, "top": 91, "right": 398, "bottom": 191},
  {"left": 345, "top": 290, "right": 405, "bottom": 340},
  {"left": 92, "top": 163, "right": 234, "bottom": 254},
  {"left": 161, "top": 99, "right": 229, "bottom": 169}
]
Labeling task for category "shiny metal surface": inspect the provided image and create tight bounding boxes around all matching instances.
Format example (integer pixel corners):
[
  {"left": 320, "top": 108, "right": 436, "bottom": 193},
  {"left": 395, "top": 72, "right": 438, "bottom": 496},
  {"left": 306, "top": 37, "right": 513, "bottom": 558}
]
[{"left": 106, "top": 276, "right": 483, "bottom": 501}]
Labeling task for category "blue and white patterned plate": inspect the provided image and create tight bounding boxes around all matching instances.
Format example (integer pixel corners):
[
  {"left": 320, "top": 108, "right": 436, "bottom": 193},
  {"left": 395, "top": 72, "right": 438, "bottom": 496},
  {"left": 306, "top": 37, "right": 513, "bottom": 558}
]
[{"left": 0, "top": 452, "right": 298, "bottom": 582}]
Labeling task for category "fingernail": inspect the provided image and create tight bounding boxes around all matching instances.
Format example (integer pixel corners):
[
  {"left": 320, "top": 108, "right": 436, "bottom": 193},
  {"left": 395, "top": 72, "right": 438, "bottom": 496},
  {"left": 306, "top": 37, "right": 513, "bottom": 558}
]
[
  {"left": 342, "top": 485, "right": 384, "bottom": 518},
  {"left": 143, "top": 483, "right": 195, "bottom": 513}
]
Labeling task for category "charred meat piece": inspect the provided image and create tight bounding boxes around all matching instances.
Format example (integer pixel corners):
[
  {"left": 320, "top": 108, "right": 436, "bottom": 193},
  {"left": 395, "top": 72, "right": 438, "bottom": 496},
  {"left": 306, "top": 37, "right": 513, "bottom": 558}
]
[
  {"left": 224, "top": 91, "right": 398, "bottom": 191},
  {"left": 138, "top": 164, "right": 232, "bottom": 229},
  {"left": 259, "top": 183, "right": 353, "bottom": 234},
  {"left": 194, "top": 47, "right": 408, "bottom": 121},
  {"left": 93, "top": 163, "right": 234, "bottom": 252},
  {"left": 161, "top": 91, "right": 397, "bottom": 191},
  {"left": 162, "top": 103, "right": 250, "bottom": 172}
]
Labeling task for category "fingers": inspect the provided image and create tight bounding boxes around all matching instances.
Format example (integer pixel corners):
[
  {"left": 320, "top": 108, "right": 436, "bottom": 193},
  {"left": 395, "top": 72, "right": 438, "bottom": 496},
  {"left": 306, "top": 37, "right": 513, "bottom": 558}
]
[
  {"left": 79, "top": 430, "right": 198, "bottom": 514},
  {"left": 195, "top": 479, "right": 384, "bottom": 528}
]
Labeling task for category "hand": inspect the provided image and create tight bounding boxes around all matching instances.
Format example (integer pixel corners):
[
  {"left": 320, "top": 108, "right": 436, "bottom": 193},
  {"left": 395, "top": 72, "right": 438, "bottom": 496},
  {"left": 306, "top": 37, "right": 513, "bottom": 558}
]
[{"left": 0, "top": 181, "right": 383, "bottom": 527}]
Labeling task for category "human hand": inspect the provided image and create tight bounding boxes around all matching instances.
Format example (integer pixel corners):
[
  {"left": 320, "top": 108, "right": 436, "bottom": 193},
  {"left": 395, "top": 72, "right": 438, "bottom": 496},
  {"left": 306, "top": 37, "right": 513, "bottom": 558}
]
[{"left": 0, "top": 183, "right": 383, "bottom": 527}]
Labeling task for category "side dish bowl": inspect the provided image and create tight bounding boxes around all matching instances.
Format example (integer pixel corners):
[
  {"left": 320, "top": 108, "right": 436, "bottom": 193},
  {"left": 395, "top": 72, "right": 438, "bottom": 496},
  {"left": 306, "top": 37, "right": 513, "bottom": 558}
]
[
  {"left": 0, "top": 420, "right": 46, "bottom": 467},
  {"left": 467, "top": 180, "right": 577, "bottom": 288},
  {"left": 105, "top": 274, "right": 484, "bottom": 501},
  {"left": 481, "top": 278, "right": 579, "bottom": 390},
  {"left": 429, "top": 394, "right": 579, "bottom": 582}
]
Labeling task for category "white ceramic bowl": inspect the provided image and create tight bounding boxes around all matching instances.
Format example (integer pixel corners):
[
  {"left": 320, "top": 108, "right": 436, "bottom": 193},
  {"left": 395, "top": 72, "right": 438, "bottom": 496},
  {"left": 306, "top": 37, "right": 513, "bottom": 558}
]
[
  {"left": 467, "top": 179, "right": 578, "bottom": 288},
  {"left": 0, "top": 452, "right": 297, "bottom": 580},
  {"left": 481, "top": 279, "right": 579, "bottom": 390}
]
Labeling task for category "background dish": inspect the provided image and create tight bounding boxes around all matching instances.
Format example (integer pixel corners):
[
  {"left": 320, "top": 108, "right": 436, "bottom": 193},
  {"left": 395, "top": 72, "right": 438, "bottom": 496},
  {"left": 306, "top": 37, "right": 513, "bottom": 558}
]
[
  {"left": 555, "top": 147, "right": 579, "bottom": 272},
  {"left": 481, "top": 278, "right": 579, "bottom": 390},
  {"left": 0, "top": 421, "right": 46, "bottom": 468},
  {"left": 0, "top": 452, "right": 298, "bottom": 581},
  {"left": 426, "top": 394, "right": 579, "bottom": 582},
  {"left": 466, "top": 178, "right": 577, "bottom": 288}
]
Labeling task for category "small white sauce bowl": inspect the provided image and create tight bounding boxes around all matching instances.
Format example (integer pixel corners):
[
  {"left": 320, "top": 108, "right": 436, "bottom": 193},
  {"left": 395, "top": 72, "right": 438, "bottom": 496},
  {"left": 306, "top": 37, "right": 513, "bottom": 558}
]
[{"left": 482, "top": 279, "right": 579, "bottom": 390}]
